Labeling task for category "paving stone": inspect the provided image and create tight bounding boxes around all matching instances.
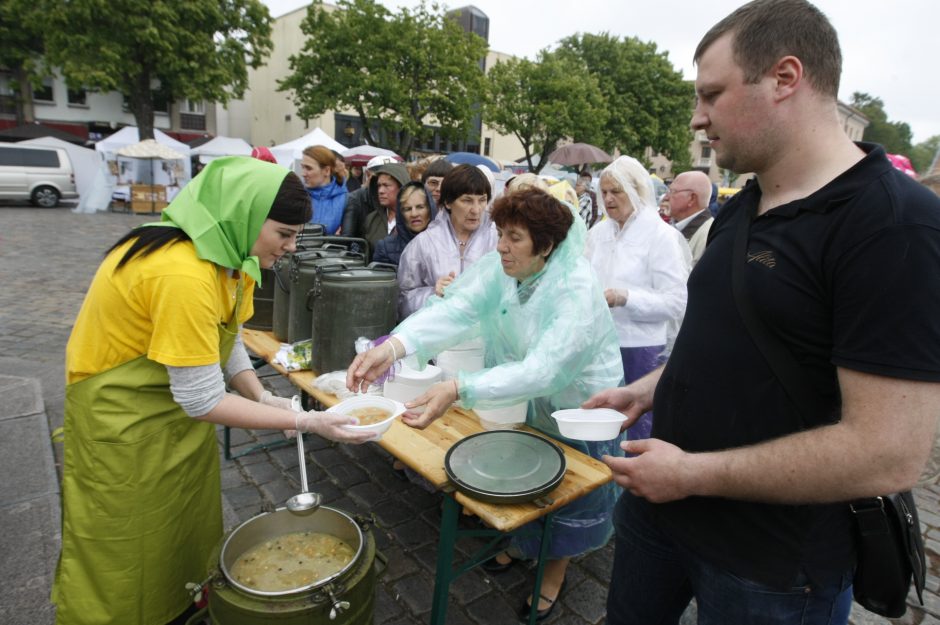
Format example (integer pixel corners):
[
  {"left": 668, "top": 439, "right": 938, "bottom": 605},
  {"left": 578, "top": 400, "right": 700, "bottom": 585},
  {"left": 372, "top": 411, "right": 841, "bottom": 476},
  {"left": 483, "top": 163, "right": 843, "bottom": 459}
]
[
  {"left": 223, "top": 484, "right": 264, "bottom": 509},
  {"left": 373, "top": 498, "right": 417, "bottom": 528},
  {"left": 259, "top": 479, "right": 296, "bottom": 507},
  {"left": 241, "top": 459, "right": 286, "bottom": 485},
  {"left": 377, "top": 545, "right": 420, "bottom": 582},
  {"left": 390, "top": 517, "right": 438, "bottom": 550},
  {"left": 324, "top": 459, "right": 370, "bottom": 487},
  {"left": 564, "top": 578, "right": 608, "bottom": 624},
  {"left": 348, "top": 481, "right": 391, "bottom": 510},
  {"left": 466, "top": 591, "right": 522, "bottom": 625},
  {"left": 392, "top": 572, "right": 436, "bottom": 615},
  {"left": 373, "top": 584, "right": 405, "bottom": 624}
]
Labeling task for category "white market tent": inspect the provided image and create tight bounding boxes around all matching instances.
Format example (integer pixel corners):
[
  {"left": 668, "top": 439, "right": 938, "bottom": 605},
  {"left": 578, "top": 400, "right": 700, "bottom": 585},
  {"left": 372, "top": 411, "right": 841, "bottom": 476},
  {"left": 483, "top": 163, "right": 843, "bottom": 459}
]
[
  {"left": 77, "top": 127, "right": 193, "bottom": 213},
  {"left": 190, "top": 136, "right": 252, "bottom": 163},
  {"left": 270, "top": 128, "right": 345, "bottom": 171},
  {"left": 19, "top": 136, "right": 98, "bottom": 199}
]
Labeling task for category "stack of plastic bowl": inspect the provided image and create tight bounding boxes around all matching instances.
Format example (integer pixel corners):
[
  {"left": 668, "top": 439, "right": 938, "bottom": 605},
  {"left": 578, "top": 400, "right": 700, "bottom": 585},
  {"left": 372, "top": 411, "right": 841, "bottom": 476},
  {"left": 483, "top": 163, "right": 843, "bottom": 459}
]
[
  {"left": 474, "top": 402, "right": 528, "bottom": 430},
  {"left": 434, "top": 337, "right": 484, "bottom": 381}
]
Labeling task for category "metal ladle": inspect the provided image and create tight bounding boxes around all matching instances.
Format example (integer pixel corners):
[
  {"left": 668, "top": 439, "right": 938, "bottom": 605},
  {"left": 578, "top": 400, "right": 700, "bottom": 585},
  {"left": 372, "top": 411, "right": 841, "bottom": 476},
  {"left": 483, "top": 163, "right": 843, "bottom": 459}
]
[{"left": 286, "top": 396, "right": 321, "bottom": 516}]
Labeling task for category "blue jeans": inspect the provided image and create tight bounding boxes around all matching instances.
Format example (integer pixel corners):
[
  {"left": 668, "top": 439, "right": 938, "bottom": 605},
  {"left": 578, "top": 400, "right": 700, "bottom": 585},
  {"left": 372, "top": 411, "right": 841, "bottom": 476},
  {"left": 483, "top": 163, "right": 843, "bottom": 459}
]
[{"left": 606, "top": 492, "right": 854, "bottom": 625}]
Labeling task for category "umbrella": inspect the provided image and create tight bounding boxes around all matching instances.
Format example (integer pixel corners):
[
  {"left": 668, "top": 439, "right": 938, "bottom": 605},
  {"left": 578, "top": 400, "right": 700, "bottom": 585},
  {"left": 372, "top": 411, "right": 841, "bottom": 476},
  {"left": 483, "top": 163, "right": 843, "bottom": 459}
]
[
  {"left": 341, "top": 145, "right": 402, "bottom": 167},
  {"left": 444, "top": 151, "right": 500, "bottom": 172},
  {"left": 547, "top": 142, "right": 613, "bottom": 167},
  {"left": 117, "top": 139, "right": 186, "bottom": 212}
]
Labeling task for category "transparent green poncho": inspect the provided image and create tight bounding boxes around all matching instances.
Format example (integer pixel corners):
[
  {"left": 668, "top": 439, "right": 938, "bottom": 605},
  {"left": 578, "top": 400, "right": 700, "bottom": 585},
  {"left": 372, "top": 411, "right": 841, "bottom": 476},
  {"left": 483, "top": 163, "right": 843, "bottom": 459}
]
[{"left": 394, "top": 203, "right": 623, "bottom": 437}]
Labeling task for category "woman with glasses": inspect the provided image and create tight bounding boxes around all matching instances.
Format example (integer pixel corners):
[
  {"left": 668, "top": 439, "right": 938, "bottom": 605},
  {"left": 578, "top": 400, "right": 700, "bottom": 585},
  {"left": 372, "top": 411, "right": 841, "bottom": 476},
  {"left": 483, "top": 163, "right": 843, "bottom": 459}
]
[{"left": 584, "top": 155, "right": 692, "bottom": 442}]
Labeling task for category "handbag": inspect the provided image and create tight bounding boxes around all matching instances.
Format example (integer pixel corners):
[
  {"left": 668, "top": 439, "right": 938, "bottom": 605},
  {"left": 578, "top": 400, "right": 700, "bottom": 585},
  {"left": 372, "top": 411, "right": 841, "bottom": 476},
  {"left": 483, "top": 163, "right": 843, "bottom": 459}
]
[{"left": 730, "top": 203, "right": 926, "bottom": 617}]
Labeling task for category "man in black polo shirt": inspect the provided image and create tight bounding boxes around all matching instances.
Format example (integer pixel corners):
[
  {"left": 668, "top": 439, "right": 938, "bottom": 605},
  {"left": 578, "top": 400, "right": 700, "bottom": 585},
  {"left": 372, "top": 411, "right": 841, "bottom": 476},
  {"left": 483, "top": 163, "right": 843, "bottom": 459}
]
[{"left": 585, "top": 1, "right": 940, "bottom": 623}]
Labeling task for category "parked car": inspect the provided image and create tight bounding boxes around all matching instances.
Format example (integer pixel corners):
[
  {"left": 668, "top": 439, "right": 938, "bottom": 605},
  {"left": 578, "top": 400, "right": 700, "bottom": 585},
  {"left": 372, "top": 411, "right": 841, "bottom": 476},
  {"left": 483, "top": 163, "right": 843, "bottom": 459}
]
[{"left": 0, "top": 144, "right": 78, "bottom": 207}]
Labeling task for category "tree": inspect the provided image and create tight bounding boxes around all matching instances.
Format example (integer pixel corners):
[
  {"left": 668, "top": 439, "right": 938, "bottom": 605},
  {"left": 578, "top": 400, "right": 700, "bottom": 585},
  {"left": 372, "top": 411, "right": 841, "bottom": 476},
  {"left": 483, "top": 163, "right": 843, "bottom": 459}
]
[
  {"left": 0, "top": 0, "right": 47, "bottom": 124},
  {"left": 557, "top": 33, "right": 694, "bottom": 170},
  {"left": 850, "top": 92, "right": 913, "bottom": 155},
  {"left": 280, "top": 0, "right": 488, "bottom": 159},
  {"left": 484, "top": 51, "right": 607, "bottom": 173},
  {"left": 910, "top": 135, "right": 940, "bottom": 177},
  {"left": 41, "top": 0, "right": 273, "bottom": 140}
]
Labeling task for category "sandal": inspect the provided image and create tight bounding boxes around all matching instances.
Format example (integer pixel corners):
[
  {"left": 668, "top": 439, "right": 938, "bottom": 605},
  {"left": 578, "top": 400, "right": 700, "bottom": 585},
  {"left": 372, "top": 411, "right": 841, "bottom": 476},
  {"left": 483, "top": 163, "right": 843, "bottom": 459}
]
[
  {"left": 518, "top": 578, "right": 567, "bottom": 622},
  {"left": 481, "top": 552, "right": 516, "bottom": 573}
]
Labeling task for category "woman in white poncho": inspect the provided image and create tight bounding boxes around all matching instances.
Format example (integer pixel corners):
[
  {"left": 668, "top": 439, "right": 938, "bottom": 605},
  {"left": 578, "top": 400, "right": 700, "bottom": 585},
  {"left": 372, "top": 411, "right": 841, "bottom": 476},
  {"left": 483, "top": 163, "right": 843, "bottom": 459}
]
[
  {"left": 585, "top": 155, "right": 691, "bottom": 442},
  {"left": 348, "top": 188, "right": 624, "bottom": 620}
]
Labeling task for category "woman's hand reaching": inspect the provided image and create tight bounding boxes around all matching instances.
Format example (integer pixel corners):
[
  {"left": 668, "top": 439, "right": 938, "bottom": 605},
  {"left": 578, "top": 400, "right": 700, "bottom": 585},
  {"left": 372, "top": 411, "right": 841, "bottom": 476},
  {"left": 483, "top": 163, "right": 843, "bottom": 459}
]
[
  {"left": 346, "top": 337, "right": 402, "bottom": 393},
  {"left": 400, "top": 380, "right": 459, "bottom": 429}
]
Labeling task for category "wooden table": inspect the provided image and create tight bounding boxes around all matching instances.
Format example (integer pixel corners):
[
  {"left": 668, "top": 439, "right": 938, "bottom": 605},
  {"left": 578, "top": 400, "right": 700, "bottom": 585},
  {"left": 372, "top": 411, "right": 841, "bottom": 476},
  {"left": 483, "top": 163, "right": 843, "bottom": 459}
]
[{"left": 241, "top": 329, "right": 613, "bottom": 624}]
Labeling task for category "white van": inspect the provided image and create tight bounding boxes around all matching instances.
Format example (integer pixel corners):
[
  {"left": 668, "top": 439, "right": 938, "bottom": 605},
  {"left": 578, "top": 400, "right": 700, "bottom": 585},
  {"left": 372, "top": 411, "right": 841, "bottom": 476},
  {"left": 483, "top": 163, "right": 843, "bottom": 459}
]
[{"left": 0, "top": 144, "right": 78, "bottom": 207}]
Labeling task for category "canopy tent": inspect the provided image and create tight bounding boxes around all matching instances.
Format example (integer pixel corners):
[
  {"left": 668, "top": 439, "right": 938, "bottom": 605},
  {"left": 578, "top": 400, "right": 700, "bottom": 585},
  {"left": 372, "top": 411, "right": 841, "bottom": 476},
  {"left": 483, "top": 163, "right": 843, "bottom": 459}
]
[
  {"left": 341, "top": 144, "right": 401, "bottom": 167},
  {"left": 77, "top": 127, "right": 193, "bottom": 213},
  {"left": 116, "top": 140, "right": 187, "bottom": 212},
  {"left": 269, "top": 128, "right": 346, "bottom": 170},
  {"left": 18, "top": 137, "right": 98, "bottom": 199},
  {"left": 190, "top": 136, "right": 252, "bottom": 163}
]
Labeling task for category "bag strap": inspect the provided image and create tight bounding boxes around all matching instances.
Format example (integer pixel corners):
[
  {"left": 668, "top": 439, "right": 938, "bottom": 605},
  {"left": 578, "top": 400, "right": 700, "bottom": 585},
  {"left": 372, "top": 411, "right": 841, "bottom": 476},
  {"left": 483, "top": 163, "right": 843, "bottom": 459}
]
[{"left": 730, "top": 203, "right": 826, "bottom": 428}]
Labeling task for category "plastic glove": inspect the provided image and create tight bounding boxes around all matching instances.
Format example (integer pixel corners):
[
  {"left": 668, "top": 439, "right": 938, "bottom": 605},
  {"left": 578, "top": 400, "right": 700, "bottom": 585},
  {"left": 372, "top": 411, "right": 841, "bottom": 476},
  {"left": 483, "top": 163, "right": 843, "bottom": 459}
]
[
  {"left": 259, "top": 390, "right": 293, "bottom": 410},
  {"left": 295, "top": 410, "right": 377, "bottom": 444},
  {"left": 604, "top": 288, "right": 628, "bottom": 308}
]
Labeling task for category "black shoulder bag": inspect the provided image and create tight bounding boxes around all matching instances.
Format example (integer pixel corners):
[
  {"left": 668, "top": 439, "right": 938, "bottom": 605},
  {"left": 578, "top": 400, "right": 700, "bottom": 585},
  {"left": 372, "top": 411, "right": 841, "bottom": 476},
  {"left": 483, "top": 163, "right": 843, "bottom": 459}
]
[{"left": 730, "top": 203, "right": 926, "bottom": 618}]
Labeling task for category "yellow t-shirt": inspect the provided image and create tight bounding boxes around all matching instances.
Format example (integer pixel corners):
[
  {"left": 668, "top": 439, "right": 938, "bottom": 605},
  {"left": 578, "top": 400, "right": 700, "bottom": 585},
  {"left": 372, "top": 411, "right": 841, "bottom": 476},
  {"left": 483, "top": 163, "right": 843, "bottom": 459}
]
[{"left": 67, "top": 239, "right": 255, "bottom": 384}]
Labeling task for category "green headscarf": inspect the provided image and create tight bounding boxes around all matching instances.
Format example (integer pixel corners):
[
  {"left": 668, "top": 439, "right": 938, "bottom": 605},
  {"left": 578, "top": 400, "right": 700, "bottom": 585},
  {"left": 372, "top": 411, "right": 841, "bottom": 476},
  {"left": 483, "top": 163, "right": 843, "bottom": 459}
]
[{"left": 149, "top": 156, "right": 289, "bottom": 283}]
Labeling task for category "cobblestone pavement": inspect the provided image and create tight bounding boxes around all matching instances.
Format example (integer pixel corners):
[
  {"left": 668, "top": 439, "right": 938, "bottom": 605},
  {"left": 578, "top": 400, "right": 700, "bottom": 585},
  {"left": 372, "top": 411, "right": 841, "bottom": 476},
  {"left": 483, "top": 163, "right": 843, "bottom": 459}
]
[{"left": 1, "top": 204, "right": 938, "bottom": 625}]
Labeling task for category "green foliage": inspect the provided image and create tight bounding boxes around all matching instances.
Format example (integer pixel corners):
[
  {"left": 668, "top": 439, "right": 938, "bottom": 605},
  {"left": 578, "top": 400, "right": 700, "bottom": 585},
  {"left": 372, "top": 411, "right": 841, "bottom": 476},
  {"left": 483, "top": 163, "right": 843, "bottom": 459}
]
[
  {"left": 280, "top": 0, "right": 488, "bottom": 159},
  {"left": 557, "top": 33, "right": 694, "bottom": 170},
  {"left": 483, "top": 51, "right": 607, "bottom": 173},
  {"left": 850, "top": 92, "right": 913, "bottom": 155},
  {"left": 0, "top": 0, "right": 49, "bottom": 123},
  {"left": 910, "top": 135, "right": 940, "bottom": 176},
  {"left": 40, "top": 0, "right": 273, "bottom": 139}
]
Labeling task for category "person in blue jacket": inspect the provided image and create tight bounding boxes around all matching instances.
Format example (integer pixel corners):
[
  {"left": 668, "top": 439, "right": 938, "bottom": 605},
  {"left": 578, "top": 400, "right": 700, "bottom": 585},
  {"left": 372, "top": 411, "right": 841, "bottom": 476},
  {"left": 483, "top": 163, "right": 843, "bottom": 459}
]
[
  {"left": 301, "top": 145, "right": 347, "bottom": 234},
  {"left": 372, "top": 181, "right": 437, "bottom": 267}
]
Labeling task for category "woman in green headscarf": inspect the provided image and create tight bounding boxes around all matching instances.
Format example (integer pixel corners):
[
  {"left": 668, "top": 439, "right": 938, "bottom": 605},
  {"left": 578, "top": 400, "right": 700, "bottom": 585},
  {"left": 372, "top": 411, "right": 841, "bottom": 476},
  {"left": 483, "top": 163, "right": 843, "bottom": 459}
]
[{"left": 53, "top": 157, "right": 373, "bottom": 625}]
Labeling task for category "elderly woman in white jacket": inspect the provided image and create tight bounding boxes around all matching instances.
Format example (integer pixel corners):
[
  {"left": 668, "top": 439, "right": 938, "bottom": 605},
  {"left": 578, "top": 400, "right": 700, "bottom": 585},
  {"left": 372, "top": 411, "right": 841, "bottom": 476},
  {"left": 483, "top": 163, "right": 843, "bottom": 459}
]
[{"left": 584, "top": 155, "right": 691, "bottom": 441}]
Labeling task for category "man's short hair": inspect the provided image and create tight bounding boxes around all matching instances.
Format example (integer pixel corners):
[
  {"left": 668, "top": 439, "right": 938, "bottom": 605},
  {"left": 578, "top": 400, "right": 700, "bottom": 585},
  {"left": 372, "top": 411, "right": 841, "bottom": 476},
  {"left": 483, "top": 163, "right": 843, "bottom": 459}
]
[{"left": 694, "top": 0, "right": 842, "bottom": 98}]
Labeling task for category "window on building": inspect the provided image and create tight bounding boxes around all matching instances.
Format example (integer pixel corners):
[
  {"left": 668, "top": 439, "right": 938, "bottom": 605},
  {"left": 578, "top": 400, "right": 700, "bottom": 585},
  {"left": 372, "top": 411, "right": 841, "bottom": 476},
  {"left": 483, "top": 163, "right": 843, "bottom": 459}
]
[
  {"left": 67, "top": 87, "right": 87, "bottom": 106},
  {"left": 484, "top": 138, "right": 491, "bottom": 156},
  {"left": 33, "top": 78, "right": 54, "bottom": 103},
  {"left": 183, "top": 99, "right": 205, "bottom": 115},
  {"left": 701, "top": 146, "right": 712, "bottom": 158}
]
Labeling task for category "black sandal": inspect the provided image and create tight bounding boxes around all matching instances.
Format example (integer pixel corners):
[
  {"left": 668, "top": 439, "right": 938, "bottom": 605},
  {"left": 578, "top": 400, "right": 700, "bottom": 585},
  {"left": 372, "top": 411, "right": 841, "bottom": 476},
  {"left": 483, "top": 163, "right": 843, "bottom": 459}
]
[
  {"left": 518, "top": 578, "right": 566, "bottom": 622},
  {"left": 482, "top": 552, "right": 516, "bottom": 573}
]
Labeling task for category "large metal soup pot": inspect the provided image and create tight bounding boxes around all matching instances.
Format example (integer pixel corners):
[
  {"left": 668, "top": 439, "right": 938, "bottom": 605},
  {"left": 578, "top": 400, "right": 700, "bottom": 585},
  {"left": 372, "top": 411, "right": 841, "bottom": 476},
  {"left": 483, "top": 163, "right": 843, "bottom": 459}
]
[{"left": 206, "top": 506, "right": 376, "bottom": 625}]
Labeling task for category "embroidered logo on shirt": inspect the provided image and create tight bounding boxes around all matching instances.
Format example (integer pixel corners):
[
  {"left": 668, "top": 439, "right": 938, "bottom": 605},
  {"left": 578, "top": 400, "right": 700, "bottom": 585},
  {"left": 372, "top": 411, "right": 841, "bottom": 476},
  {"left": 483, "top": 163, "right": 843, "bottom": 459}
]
[{"left": 747, "top": 250, "right": 776, "bottom": 268}]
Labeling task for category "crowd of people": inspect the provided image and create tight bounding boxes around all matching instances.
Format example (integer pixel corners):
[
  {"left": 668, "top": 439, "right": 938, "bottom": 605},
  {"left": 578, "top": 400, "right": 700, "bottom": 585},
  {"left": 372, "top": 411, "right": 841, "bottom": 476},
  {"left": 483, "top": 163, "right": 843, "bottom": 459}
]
[{"left": 52, "top": 1, "right": 940, "bottom": 624}]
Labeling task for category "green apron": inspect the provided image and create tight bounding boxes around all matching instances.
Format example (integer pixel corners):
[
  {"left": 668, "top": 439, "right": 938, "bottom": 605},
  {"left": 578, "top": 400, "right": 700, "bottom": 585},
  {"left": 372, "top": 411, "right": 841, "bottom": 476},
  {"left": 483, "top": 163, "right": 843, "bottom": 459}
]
[{"left": 53, "top": 280, "right": 244, "bottom": 625}]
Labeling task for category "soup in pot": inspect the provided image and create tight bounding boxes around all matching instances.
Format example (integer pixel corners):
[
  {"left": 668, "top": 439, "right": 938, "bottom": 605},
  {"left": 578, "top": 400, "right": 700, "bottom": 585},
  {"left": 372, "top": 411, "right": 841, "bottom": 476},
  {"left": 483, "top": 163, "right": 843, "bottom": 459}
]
[
  {"left": 349, "top": 407, "right": 392, "bottom": 425},
  {"left": 230, "top": 531, "right": 355, "bottom": 592}
]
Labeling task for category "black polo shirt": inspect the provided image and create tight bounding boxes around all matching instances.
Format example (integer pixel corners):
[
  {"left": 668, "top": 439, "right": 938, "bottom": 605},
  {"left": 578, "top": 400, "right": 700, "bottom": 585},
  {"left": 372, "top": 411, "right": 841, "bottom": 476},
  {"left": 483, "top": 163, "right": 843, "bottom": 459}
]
[{"left": 652, "top": 143, "right": 940, "bottom": 588}]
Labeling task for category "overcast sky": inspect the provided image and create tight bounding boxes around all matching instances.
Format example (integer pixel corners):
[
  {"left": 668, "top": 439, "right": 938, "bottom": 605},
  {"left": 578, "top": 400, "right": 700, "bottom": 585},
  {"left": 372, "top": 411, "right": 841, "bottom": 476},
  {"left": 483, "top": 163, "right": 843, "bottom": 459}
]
[{"left": 262, "top": 0, "right": 937, "bottom": 145}]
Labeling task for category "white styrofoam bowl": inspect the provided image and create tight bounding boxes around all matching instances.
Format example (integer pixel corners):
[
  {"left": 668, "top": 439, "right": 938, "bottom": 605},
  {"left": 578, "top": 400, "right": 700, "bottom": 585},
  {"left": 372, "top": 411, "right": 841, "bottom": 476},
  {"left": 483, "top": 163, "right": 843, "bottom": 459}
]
[
  {"left": 332, "top": 395, "right": 406, "bottom": 439},
  {"left": 550, "top": 408, "right": 625, "bottom": 441},
  {"left": 475, "top": 402, "right": 528, "bottom": 431}
]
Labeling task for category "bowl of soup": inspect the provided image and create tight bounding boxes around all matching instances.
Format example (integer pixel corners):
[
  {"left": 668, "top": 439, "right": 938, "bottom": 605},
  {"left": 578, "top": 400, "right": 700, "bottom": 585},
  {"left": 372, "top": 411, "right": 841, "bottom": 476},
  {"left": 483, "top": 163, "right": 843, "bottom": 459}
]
[{"left": 331, "top": 396, "right": 406, "bottom": 439}]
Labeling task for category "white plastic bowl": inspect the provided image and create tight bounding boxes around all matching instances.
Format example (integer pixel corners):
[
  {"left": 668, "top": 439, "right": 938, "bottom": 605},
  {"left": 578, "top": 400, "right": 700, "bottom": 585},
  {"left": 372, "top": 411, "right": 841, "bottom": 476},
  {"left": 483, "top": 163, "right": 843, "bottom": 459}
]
[
  {"left": 475, "top": 402, "right": 528, "bottom": 431},
  {"left": 550, "top": 408, "right": 625, "bottom": 441},
  {"left": 332, "top": 396, "right": 406, "bottom": 439}
]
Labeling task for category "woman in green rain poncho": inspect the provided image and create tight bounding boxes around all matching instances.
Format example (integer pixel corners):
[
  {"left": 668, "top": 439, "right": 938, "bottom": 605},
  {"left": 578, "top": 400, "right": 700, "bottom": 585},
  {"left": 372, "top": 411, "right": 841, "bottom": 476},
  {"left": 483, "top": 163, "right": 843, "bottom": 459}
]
[
  {"left": 348, "top": 188, "right": 625, "bottom": 622},
  {"left": 53, "top": 157, "right": 373, "bottom": 625}
]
